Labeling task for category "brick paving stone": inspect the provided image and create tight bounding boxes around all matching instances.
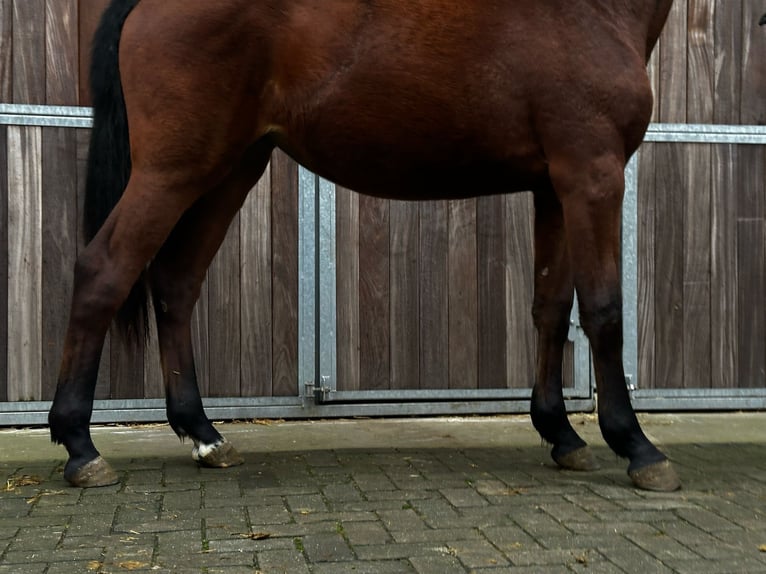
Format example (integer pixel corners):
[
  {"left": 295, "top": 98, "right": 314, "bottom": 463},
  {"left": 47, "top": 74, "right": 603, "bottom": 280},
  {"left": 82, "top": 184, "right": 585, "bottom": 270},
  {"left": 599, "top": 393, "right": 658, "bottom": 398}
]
[
  {"left": 390, "top": 527, "right": 482, "bottom": 544},
  {"left": 301, "top": 532, "right": 355, "bottom": 562},
  {"left": 256, "top": 547, "right": 310, "bottom": 573},
  {"left": 440, "top": 487, "right": 489, "bottom": 508},
  {"left": 445, "top": 539, "right": 510, "bottom": 568},
  {"left": 312, "top": 559, "right": 416, "bottom": 573},
  {"left": 355, "top": 543, "right": 452, "bottom": 561},
  {"left": 409, "top": 553, "right": 467, "bottom": 574},
  {"left": 598, "top": 542, "right": 676, "bottom": 573},
  {"left": 342, "top": 520, "right": 393, "bottom": 545}
]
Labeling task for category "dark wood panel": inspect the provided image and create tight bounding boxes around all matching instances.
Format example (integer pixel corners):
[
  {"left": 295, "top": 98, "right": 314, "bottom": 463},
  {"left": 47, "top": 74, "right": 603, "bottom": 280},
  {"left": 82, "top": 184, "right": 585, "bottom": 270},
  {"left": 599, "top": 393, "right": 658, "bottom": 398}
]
[
  {"left": 358, "top": 195, "right": 390, "bottom": 391},
  {"left": 207, "top": 214, "right": 242, "bottom": 397},
  {"left": 710, "top": 145, "right": 738, "bottom": 388},
  {"left": 653, "top": 144, "right": 685, "bottom": 389},
  {"left": 336, "top": 187, "right": 359, "bottom": 391},
  {"left": 12, "top": 0, "right": 45, "bottom": 104},
  {"left": 682, "top": 144, "right": 712, "bottom": 389},
  {"left": 477, "top": 196, "right": 507, "bottom": 388},
  {"left": 713, "top": 0, "right": 742, "bottom": 123},
  {"left": 447, "top": 199, "right": 478, "bottom": 390},
  {"left": 41, "top": 127, "right": 77, "bottom": 400},
  {"left": 737, "top": 219, "right": 765, "bottom": 388},
  {"left": 45, "top": 0, "right": 78, "bottom": 105},
  {"left": 389, "top": 200, "right": 418, "bottom": 390},
  {"left": 0, "top": 0, "right": 12, "bottom": 101},
  {"left": 418, "top": 201, "right": 448, "bottom": 389},
  {"left": 0, "top": 127, "right": 8, "bottom": 402},
  {"left": 191, "top": 278, "right": 209, "bottom": 396},
  {"left": 240, "top": 164, "right": 273, "bottom": 397},
  {"left": 657, "top": 0, "right": 688, "bottom": 122},
  {"left": 77, "top": 0, "right": 110, "bottom": 105},
  {"left": 505, "top": 194, "right": 535, "bottom": 389},
  {"left": 270, "top": 151, "right": 299, "bottom": 397},
  {"left": 637, "top": 146, "right": 656, "bottom": 389},
  {"left": 686, "top": 0, "right": 715, "bottom": 122},
  {"left": 740, "top": 0, "right": 766, "bottom": 125},
  {"left": 110, "top": 330, "right": 143, "bottom": 399}
]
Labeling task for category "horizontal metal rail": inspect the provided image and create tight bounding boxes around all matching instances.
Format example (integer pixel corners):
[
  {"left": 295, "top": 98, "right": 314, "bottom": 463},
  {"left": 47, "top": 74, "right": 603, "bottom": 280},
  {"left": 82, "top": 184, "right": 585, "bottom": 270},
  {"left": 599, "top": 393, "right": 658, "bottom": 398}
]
[{"left": 0, "top": 397, "right": 594, "bottom": 426}]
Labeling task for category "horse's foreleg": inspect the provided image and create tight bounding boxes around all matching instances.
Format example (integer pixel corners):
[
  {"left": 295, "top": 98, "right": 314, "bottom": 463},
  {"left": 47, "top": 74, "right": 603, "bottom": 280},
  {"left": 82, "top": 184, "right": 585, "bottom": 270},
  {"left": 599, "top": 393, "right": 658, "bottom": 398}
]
[
  {"left": 551, "top": 150, "right": 680, "bottom": 491},
  {"left": 530, "top": 189, "right": 598, "bottom": 472},
  {"left": 49, "top": 173, "right": 208, "bottom": 487},
  {"left": 150, "top": 143, "right": 271, "bottom": 468}
]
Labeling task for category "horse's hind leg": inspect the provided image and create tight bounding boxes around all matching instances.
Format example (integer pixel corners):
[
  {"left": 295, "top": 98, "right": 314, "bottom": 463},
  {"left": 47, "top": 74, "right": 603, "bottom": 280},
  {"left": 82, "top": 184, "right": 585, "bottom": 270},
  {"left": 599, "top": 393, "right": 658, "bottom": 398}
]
[
  {"left": 530, "top": 188, "right": 598, "bottom": 472},
  {"left": 149, "top": 142, "right": 271, "bottom": 468},
  {"left": 49, "top": 172, "right": 210, "bottom": 487},
  {"left": 549, "top": 145, "right": 680, "bottom": 491}
]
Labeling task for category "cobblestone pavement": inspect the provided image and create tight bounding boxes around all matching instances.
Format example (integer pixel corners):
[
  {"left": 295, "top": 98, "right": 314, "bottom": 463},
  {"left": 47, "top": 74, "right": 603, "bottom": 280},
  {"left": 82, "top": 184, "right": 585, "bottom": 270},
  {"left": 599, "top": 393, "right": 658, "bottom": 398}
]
[{"left": 0, "top": 413, "right": 764, "bottom": 573}]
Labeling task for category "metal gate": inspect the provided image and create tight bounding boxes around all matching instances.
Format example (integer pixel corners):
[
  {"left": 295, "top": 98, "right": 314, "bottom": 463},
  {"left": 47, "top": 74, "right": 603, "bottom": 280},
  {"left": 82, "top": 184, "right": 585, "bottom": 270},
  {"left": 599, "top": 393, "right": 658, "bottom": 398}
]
[{"left": 1, "top": 104, "right": 765, "bottom": 425}]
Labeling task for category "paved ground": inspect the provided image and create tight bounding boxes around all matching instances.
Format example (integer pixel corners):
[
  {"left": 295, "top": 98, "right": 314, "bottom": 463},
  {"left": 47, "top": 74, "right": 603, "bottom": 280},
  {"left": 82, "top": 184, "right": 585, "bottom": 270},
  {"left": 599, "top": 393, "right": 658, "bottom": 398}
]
[{"left": 0, "top": 413, "right": 764, "bottom": 573}]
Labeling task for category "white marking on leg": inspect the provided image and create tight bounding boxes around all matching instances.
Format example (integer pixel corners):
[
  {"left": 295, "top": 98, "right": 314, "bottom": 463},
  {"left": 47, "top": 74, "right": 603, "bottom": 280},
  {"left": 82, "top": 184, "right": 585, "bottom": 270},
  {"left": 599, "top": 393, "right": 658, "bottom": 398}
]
[{"left": 191, "top": 439, "right": 225, "bottom": 461}]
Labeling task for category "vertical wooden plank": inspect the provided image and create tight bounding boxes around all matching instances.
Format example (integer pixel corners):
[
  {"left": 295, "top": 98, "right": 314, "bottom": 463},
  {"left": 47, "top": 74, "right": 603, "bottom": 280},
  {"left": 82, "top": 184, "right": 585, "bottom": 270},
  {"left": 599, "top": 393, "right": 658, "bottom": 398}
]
[
  {"left": 682, "top": 1, "right": 714, "bottom": 389},
  {"left": 142, "top": 298, "right": 162, "bottom": 398},
  {"left": 207, "top": 214, "right": 241, "bottom": 397},
  {"left": 12, "top": 0, "right": 46, "bottom": 104},
  {"left": 505, "top": 194, "right": 535, "bottom": 389},
  {"left": 0, "top": 0, "right": 12, "bottom": 102},
  {"left": 241, "top": 163, "right": 273, "bottom": 397},
  {"left": 358, "top": 196, "right": 390, "bottom": 390},
  {"left": 45, "top": 0, "right": 78, "bottom": 105},
  {"left": 389, "top": 200, "right": 419, "bottom": 390},
  {"left": 41, "top": 127, "right": 77, "bottom": 400},
  {"left": 336, "top": 186, "right": 359, "bottom": 391},
  {"left": 271, "top": 151, "right": 299, "bottom": 397},
  {"left": 0, "top": 127, "right": 8, "bottom": 402},
  {"left": 737, "top": 220, "right": 765, "bottom": 388},
  {"left": 77, "top": 0, "right": 110, "bottom": 105},
  {"left": 448, "top": 199, "right": 477, "bottom": 390},
  {"left": 75, "top": 128, "right": 110, "bottom": 399},
  {"left": 646, "top": 35, "right": 661, "bottom": 123},
  {"left": 418, "top": 201, "right": 449, "bottom": 389},
  {"left": 658, "top": 0, "right": 687, "bottom": 123},
  {"left": 110, "top": 329, "right": 143, "bottom": 398},
  {"left": 740, "top": 0, "right": 766, "bottom": 125},
  {"left": 477, "top": 196, "right": 507, "bottom": 388},
  {"left": 653, "top": 143, "right": 685, "bottom": 389},
  {"left": 191, "top": 278, "right": 209, "bottom": 396},
  {"left": 638, "top": 145, "right": 657, "bottom": 389},
  {"left": 682, "top": 144, "right": 712, "bottom": 389},
  {"left": 7, "top": 126, "right": 42, "bottom": 401},
  {"left": 711, "top": 145, "right": 737, "bottom": 389},
  {"left": 713, "top": 0, "right": 742, "bottom": 124}
]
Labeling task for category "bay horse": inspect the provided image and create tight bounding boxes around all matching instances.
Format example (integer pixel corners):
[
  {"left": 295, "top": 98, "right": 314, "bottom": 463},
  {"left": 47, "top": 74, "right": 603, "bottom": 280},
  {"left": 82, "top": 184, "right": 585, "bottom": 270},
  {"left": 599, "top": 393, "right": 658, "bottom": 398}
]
[{"left": 49, "top": 0, "right": 679, "bottom": 491}]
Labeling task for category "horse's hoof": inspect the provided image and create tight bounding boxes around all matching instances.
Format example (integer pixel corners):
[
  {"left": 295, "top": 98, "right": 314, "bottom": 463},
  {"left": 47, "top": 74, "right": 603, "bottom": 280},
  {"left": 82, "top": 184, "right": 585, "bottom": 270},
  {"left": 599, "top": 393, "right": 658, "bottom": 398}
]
[
  {"left": 65, "top": 456, "right": 119, "bottom": 488},
  {"left": 192, "top": 439, "right": 244, "bottom": 468},
  {"left": 629, "top": 459, "right": 681, "bottom": 492},
  {"left": 553, "top": 445, "right": 600, "bottom": 471}
]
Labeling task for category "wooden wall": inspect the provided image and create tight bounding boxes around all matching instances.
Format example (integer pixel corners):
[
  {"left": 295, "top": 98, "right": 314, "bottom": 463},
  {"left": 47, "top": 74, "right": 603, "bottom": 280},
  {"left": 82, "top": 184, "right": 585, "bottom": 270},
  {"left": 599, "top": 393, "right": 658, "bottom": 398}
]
[
  {"left": 0, "top": 0, "right": 299, "bottom": 402},
  {"left": 0, "top": 0, "right": 763, "bottom": 403},
  {"left": 638, "top": 0, "right": 766, "bottom": 389}
]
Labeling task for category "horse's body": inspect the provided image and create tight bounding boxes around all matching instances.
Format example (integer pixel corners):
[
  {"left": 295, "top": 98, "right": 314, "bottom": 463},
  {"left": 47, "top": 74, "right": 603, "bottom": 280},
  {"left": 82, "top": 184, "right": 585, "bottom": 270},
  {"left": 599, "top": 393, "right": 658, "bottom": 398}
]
[{"left": 49, "top": 0, "right": 679, "bottom": 491}]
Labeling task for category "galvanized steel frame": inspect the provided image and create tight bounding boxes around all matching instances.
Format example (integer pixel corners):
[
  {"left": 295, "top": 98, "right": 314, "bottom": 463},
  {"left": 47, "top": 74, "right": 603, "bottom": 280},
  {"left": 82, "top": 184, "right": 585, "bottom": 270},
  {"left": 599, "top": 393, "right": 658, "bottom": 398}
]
[
  {"left": 623, "top": 123, "right": 766, "bottom": 410},
  {"left": 0, "top": 104, "right": 764, "bottom": 424}
]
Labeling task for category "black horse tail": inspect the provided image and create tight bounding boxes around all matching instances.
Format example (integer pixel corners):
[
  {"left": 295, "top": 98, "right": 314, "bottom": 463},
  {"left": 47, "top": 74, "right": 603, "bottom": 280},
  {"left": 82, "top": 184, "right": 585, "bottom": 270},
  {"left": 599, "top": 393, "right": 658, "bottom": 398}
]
[{"left": 85, "top": 0, "right": 148, "bottom": 345}]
